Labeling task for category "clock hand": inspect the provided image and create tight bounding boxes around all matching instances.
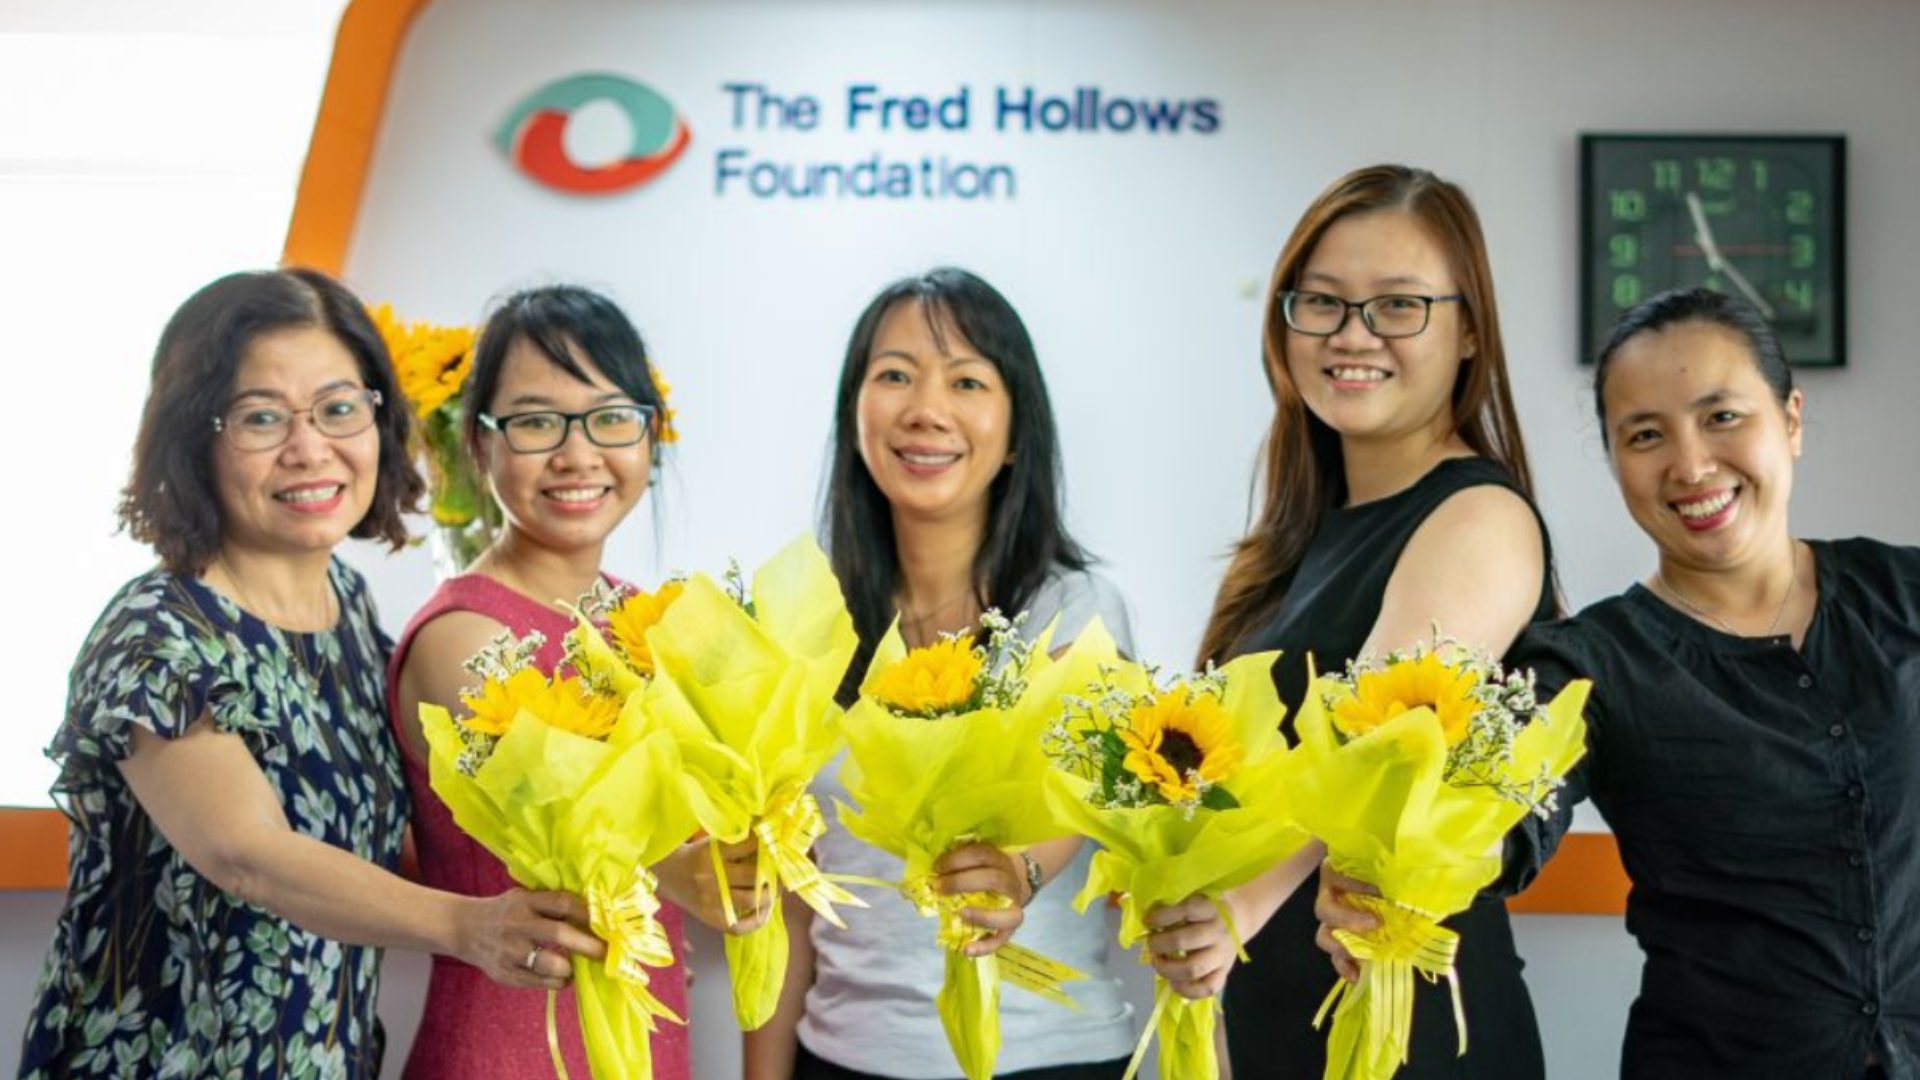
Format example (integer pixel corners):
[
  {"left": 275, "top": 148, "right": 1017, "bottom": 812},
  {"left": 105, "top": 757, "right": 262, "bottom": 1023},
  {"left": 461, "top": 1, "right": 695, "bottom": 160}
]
[{"left": 1686, "top": 191, "right": 1778, "bottom": 319}]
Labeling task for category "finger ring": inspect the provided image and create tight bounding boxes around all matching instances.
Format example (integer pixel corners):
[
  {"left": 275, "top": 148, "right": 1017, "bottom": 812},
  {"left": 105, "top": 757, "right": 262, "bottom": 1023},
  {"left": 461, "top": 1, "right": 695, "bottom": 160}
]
[{"left": 524, "top": 946, "right": 542, "bottom": 972}]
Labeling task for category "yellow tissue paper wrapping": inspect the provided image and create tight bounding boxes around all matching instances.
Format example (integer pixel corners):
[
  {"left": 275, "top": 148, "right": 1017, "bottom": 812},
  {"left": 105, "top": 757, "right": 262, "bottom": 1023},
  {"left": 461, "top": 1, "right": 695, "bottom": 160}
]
[
  {"left": 638, "top": 534, "right": 864, "bottom": 1031},
  {"left": 1042, "top": 626, "right": 1309, "bottom": 1080},
  {"left": 422, "top": 687, "right": 696, "bottom": 1080},
  {"left": 835, "top": 616, "right": 1093, "bottom": 1080},
  {"left": 1288, "top": 660, "right": 1590, "bottom": 1080}
]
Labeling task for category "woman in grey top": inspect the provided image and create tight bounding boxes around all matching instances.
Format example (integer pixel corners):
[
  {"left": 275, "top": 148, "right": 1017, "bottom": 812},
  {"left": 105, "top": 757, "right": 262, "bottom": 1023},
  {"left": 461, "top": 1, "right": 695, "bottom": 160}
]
[{"left": 743, "top": 268, "right": 1138, "bottom": 1080}]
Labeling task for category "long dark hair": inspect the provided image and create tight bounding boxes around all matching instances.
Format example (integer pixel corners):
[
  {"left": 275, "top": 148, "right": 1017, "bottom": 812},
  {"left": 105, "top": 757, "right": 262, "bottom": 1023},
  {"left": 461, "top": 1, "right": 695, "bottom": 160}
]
[
  {"left": 1198, "top": 164, "right": 1544, "bottom": 665},
  {"left": 822, "top": 268, "right": 1090, "bottom": 698},
  {"left": 118, "top": 267, "right": 422, "bottom": 575}
]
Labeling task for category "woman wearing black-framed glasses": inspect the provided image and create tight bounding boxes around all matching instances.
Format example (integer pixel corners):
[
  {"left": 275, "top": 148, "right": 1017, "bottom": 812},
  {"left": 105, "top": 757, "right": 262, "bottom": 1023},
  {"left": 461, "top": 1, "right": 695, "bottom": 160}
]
[
  {"left": 387, "top": 284, "right": 755, "bottom": 1080},
  {"left": 1140, "top": 165, "right": 1559, "bottom": 1080}
]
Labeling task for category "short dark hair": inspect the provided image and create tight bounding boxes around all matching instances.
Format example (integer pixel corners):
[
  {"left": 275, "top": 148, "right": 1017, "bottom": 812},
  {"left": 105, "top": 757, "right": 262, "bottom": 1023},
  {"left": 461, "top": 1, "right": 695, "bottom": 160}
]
[
  {"left": 821, "top": 268, "right": 1091, "bottom": 701},
  {"left": 1593, "top": 286, "right": 1795, "bottom": 446},
  {"left": 118, "top": 267, "right": 423, "bottom": 575},
  {"left": 461, "top": 285, "right": 667, "bottom": 463}
]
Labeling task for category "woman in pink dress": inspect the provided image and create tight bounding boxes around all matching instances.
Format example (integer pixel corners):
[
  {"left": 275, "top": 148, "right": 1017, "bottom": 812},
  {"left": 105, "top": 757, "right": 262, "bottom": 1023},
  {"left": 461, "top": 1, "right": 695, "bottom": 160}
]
[{"left": 388, "top": 285, "right": 764, "bottom": 1079}]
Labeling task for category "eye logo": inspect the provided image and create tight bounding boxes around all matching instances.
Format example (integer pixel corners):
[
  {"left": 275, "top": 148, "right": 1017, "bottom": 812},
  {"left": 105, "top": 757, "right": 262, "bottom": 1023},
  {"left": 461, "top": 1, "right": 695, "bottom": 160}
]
[{"left": 495, "top": 74, "right": 690, "bottom": 195}]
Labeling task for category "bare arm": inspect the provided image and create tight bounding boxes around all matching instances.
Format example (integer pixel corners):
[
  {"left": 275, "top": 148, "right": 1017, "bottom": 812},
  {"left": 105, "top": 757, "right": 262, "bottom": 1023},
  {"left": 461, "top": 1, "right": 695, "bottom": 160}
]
[
  {"left": 392, "top": 608, "right": 508, "bottom": 762},
  {"left": 118, "top": 718, "right": 604, "bottom": 988},
  {"left": 1303, "top": 483, "right": 1548, "bottom": 981},
  {"left": 1363, "top": 483, "right": 1546, "bottom": 661},
  {"left": 742, "top": 893, "right": 817, "bottom": 1080}
]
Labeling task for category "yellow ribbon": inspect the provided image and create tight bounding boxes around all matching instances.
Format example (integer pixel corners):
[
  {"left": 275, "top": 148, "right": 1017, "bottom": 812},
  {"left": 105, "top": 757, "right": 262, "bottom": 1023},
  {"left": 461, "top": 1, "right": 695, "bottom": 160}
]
[
  {"left": 588, "top": 864, "right": 685, "bottom": 1029},
  {"left": 709, "top": 784, "right": 868, "bottom": 931},
  {"left": 900, "top": 875, "right": 1087, "bottom": 1007},
  {"left": 540, "top": 864, "right": 683, "bottom": 1080},
  {"left": 1313, "top": 894, "right": 1466, "bottom": 1075}
]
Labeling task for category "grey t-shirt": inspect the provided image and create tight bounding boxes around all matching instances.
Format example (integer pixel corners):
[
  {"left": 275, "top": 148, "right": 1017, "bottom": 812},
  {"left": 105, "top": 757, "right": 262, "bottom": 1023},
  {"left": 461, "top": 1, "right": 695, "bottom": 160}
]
[{"left": 799, "top": 567, "right": 1138, "bottom": 1077}]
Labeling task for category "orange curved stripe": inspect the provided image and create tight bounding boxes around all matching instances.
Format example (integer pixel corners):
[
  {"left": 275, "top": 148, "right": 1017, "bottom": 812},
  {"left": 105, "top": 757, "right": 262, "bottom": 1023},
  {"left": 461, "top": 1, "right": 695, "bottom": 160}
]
[{"left": 281, "top": 0, "right": 441, "bottom": 273}]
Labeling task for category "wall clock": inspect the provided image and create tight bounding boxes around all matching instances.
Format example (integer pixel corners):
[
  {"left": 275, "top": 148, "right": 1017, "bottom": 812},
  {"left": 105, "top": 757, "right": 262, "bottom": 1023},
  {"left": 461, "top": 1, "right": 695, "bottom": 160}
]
[{"left": 1580, "top": 133, "right": 1846, "bottom": 366}]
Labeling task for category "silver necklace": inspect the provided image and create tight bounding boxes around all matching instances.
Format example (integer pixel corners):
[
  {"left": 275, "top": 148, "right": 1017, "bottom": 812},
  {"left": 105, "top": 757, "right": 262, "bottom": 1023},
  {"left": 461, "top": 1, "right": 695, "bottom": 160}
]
[{"left": 1655, "top": 548, "right": 1798, "bottom": 638}]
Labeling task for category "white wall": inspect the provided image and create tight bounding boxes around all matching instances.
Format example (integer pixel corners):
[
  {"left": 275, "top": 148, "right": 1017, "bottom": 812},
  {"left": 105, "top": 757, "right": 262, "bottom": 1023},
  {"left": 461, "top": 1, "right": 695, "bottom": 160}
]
[
  {"left": 7, "top": 1, "right": 1920, "bottom": 1079},
  {"left": 335, "top": 0, "right": 1920, "bottom": 666}
]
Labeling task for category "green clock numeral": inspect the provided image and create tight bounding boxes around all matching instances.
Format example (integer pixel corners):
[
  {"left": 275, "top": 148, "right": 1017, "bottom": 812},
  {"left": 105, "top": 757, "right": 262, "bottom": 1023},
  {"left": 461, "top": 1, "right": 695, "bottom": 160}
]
[
  {"left": 1695, "top": 157, "right": 1737, "bottom": 191},
  {"left": 1782, "top": 279, "right": 1816, "bottom": 313},
  {"left": 1612, "top": 274, "right": 1644, "bottom": 309},
  {"left": 1608, "top": 233, "right": 1640, "bottom": 268},
  {"left": 1652, "top": 159, "right": 1683, "bottom": 193},
  {"left": 1609, "top": 189, "right": 1648, "bottom": 223},
  {"left": 1790, "top": 235, "right": 1816, "bottom": 269},
  {"left": 1750, "top": 160, "right": 1770, "bottom": 192},
  {"left": 1786, "top": 189, "right": 1816, "bottom": 225}
]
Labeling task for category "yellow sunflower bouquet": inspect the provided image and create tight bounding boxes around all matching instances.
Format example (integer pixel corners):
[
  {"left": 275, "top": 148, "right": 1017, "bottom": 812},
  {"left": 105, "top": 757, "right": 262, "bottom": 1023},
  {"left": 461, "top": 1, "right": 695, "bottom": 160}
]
[
  {"left": 421, "top": 629, "right": 696, "bottom": 1080},
  {"left": 1041, "top": 629, "right": 1307, "bottom": 1080},
  {"left": 1290, "top": 638, "right": 1589, "bottom": 1080},
  {"left": 372, "top": 305, "right": 497, "bottom": 573},
  {"left": 635, "top": 534, "right": 866, "bottom": 1031},
  {"left": 836, "top": 609, "right": 1099, "bottom": 1080}
]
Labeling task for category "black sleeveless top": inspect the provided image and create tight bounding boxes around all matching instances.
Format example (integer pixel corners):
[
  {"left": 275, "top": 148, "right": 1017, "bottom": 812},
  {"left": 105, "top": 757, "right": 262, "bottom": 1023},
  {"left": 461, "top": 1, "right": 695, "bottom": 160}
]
[{"left": 1223, "top": 456, "right": 1552, "bottom": 1080}]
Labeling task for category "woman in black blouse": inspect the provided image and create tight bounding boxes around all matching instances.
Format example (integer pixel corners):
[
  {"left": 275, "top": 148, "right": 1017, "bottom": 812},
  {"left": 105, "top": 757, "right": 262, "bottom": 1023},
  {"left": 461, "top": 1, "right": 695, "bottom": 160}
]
[
  {"left": 1319, "top": 286, "right": 1919, "bottom": 1080},
  {"left": 1141, "top": 165, "right": 1555, "bottom": 1079}
]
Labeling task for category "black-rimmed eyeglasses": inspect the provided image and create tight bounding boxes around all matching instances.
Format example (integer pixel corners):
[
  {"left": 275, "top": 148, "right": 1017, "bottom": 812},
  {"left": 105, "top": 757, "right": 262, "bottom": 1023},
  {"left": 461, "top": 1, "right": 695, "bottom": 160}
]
[
  {"left": 1278, "top": 290, "right": 1463, "bottom": 339},
  {"left": 479, "top": 404, "right": 656, "bottom": 454},
  {"left": 211, "top": 388, "right": 382, "bottom": 451}
]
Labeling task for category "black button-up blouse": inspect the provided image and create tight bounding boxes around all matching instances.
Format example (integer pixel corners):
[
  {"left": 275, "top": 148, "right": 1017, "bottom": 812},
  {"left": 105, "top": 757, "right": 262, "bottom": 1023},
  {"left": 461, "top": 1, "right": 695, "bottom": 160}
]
[{"left": 1507, "top": 537, "right": 1920, "bottom": 1080}]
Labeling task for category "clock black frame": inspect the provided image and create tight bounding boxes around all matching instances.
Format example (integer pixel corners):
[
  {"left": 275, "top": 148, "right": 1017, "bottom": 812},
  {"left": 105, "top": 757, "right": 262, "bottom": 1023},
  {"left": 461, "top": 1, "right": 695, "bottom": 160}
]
[{"left": 1579, "top": 133, "right": 1847, "bottom": 368}]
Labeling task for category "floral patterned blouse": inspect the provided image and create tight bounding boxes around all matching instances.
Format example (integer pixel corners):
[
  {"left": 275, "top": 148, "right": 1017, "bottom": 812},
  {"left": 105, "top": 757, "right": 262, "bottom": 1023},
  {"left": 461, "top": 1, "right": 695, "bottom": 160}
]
[{"left": 21, "top": 560, "right": 408, "bottom": 1080}]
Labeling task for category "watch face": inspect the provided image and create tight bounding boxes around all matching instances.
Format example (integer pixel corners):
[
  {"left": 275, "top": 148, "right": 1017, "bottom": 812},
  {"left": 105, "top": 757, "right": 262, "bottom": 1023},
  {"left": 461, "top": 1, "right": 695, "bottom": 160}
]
[{"left": 1580, "top": 134, "right": 1846, "bottom": 366}]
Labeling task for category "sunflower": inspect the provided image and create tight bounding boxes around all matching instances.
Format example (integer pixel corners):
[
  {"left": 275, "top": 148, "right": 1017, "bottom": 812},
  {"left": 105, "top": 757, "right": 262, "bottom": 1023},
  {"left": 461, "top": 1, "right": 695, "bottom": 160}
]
[
  {"left": 460, "top": 667, "right": 621, "bottom": 741},
  {"left": 1329, "top": 652, "right": 1480, "bottom": 747},
  {"left": 650, "top": 367, "right": 680, "bottom": 444},
  {"left": 605, "top": 581, "right": 686, "bottom": 676},
  {"left": 372, "top": 304, "right": 475, "bottom": 420},
  {"left": 870, "top": 637, "right": 983, "bottom": 716},
  {"left": 1119, "top": 685, "right": 1243, "bottom": 803}
]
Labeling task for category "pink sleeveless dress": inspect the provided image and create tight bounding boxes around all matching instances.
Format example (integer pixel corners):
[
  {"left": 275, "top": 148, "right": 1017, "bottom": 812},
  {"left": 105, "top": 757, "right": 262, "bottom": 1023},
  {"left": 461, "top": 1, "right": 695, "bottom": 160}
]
[{"left": 387, "top": 573, "right": 692, "bottom": 1080}]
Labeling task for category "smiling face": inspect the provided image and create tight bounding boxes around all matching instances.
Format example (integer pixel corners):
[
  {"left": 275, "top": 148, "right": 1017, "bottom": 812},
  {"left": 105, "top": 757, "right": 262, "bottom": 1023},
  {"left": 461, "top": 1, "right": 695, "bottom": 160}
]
[
  {"left": 211, "top": 326, "right": 380, "bottom": 559},
  {"left": 478, "top": 335, "right": 651, "bottom": 555},
  {"left": 1603, "top": 320, "right": 1803, "bottom": 574},
  {"left": 855, "top": 299, "right": 1012, "bottom": 531},
  {"left": 1283, "top": 209, "right": 1476, "bottom": 449}
]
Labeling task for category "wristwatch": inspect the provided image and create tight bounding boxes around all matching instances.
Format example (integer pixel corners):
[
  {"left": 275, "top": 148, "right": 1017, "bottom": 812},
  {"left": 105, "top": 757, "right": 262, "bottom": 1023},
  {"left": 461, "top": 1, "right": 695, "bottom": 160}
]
[{"left": 1019, "top": 850, "right": 1044, "bottom": 905}]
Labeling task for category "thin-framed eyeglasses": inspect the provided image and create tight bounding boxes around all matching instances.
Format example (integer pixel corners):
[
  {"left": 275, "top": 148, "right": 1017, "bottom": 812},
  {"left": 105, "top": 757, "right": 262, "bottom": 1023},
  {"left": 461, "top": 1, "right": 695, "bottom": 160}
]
[
  {"left": 1278, "top": 290, "right": 1463, "bottom": 339},
  {"left": 211, "top": 388, "right": 383, "bottom": 451},
  {"left": 479, "top": 403, "right": 657, "bottom": 454}
]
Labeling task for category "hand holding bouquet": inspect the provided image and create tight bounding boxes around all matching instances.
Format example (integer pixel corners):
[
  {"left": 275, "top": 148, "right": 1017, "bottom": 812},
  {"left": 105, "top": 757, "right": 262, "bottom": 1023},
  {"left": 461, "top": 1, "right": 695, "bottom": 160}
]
[
  {"left": 1290, "top": 637, "right": 1589, "bottom": 1080},
  {"left": 635, "top": 535, "right": 865, "bottom": 1030},
  {"left": 837, "top": 610, "right": 1094, "bottom": 1080},
  {"left": 421, "top": 628, "right": 696, "bottom": 1080},
  {"left": 1042, "top": 629, "right": 1308, "bottom": 1080}
]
